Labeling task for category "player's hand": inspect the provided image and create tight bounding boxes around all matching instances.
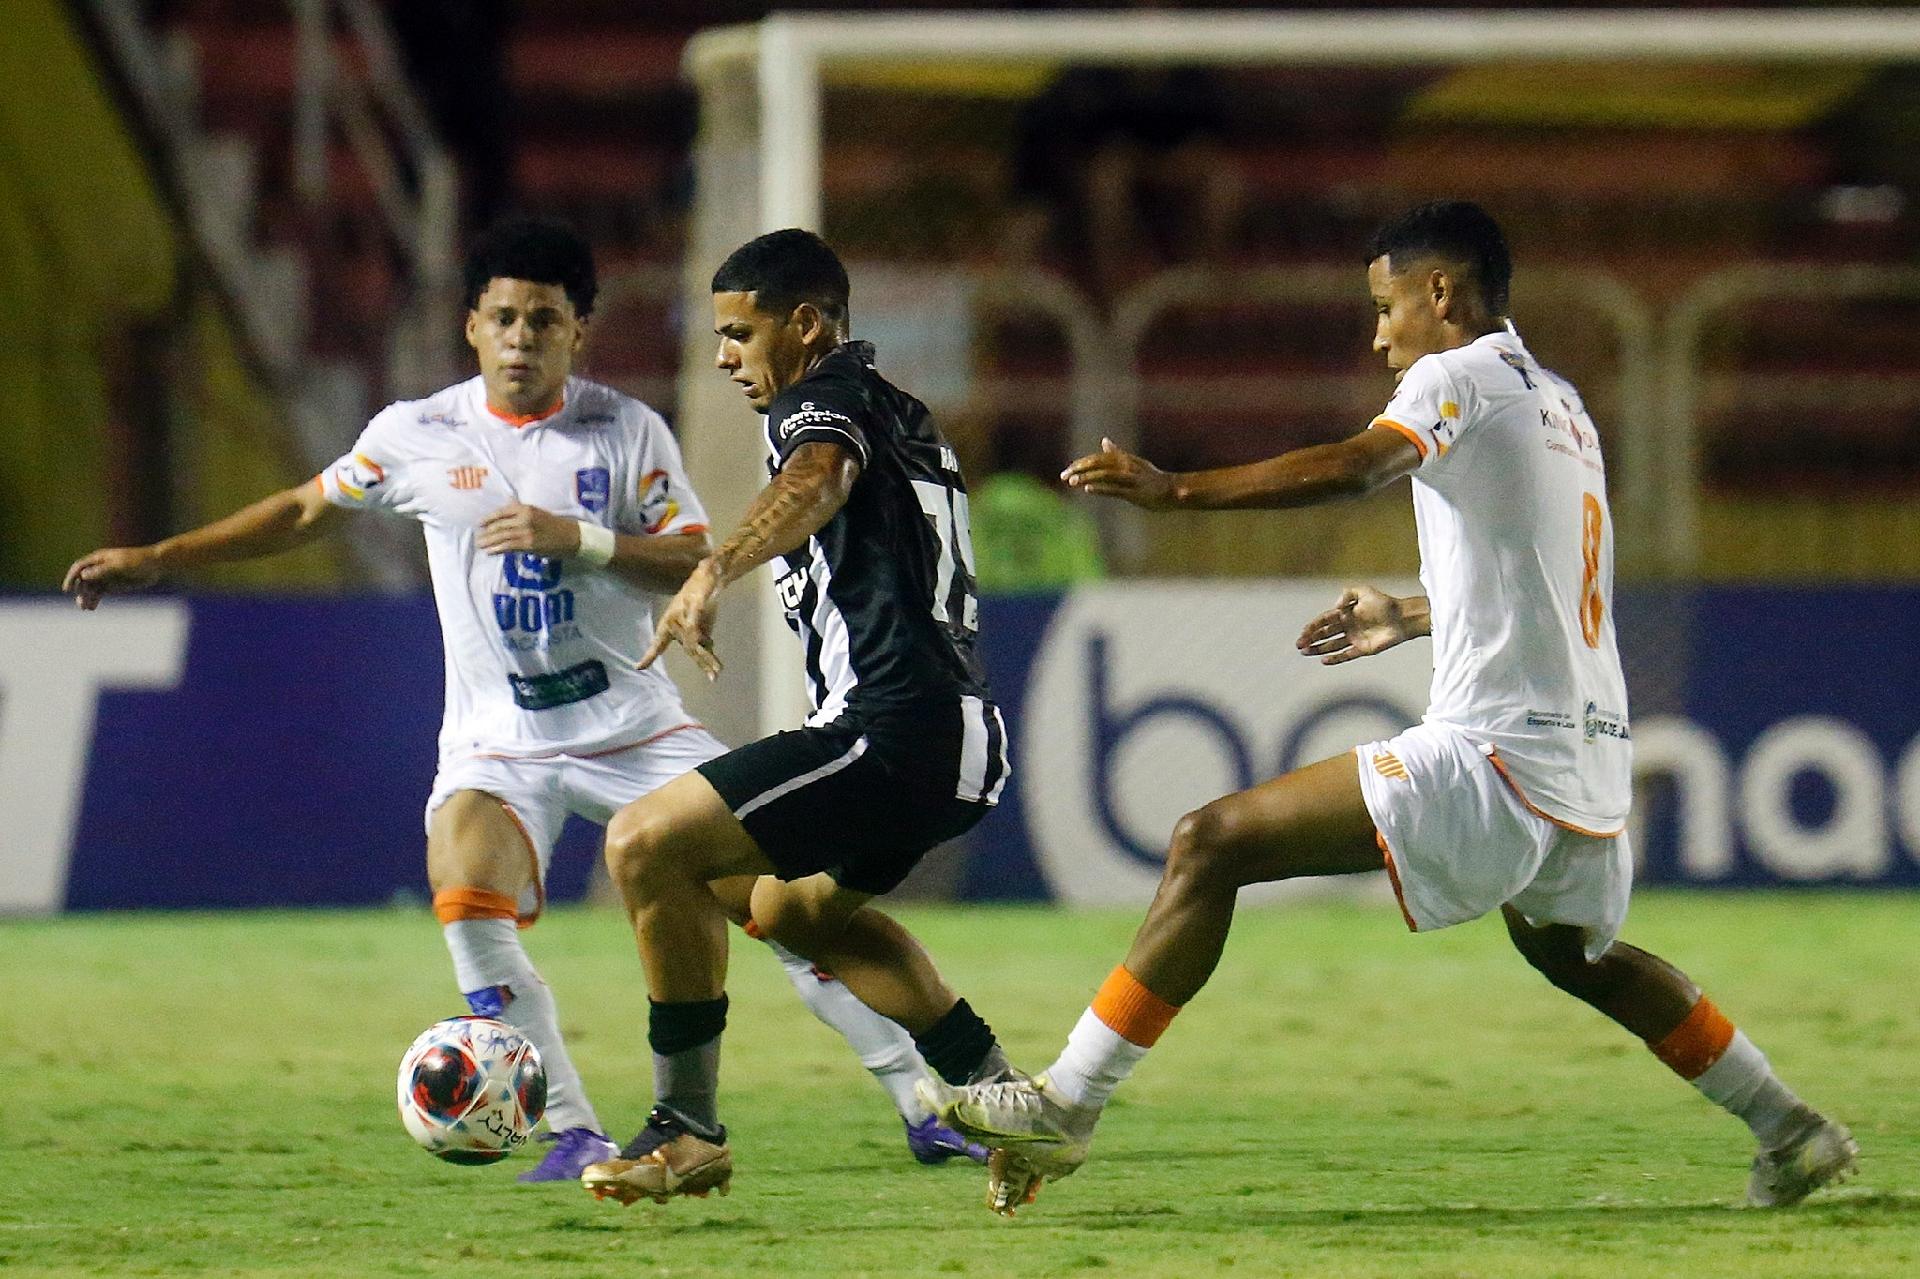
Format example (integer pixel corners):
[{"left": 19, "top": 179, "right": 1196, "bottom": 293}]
[
  {"left": 62, "top": 547, "right": 162, "bottom": 610},
  {"left": 1296, "top": 586, "right": 1414, "bottom": 665},
  {"left": 640, "top": 558, "right": 724, "bottom": 679},
  {"left": 987, "top": 1148, "right": 1046, "bottom": 1217},
  {"left": 1061, "top": 438, "right": 1178, "bottom": 510},
  {"left": 477, "top": 503, "right": 579, "bottom": 557}
]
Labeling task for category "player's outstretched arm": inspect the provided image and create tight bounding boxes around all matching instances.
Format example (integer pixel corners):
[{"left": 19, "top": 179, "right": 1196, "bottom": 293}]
[
  {"left": 476, "top": 502, "right": 712, "bottom": 594},
  {"left": 1295, "top": 586, "right": 1431, "bottom": 665},
  {"left": 639, "top": 441, "right": 860, "bottom": 678},
  {"left": 62, "top": 481, "right": 344, "bottom": 610},
  {"left": 1063, "top": 428, "right": 1420, "bottom": 511}
]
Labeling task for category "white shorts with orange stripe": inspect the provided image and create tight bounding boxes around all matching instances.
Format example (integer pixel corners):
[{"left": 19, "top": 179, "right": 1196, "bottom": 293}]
[
  {"left": 1355, "top": 721, "right": 1632, "bottom": 962},
  {"left": 425, "top": 723, "right": 727, "bottom": 924}
]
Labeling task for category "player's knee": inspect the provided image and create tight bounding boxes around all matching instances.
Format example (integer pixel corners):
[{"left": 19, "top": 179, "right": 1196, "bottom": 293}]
[
  {"left": 1165, "top": 803, "right": 1245, "bottom": 892},
  {"left": 1507, "top": 916, "right": 1616, "bottom": 999},
  {"left": 603, "top": 802, "right": 682, "bottom": 894},
  {"left": 746, "top": 892, "right": 826, "bottom": 957}
]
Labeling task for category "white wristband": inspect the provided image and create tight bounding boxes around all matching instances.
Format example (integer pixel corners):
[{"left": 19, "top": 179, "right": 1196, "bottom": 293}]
[{"left": 574, "top": 520, "right": 616, "bottom": 567}]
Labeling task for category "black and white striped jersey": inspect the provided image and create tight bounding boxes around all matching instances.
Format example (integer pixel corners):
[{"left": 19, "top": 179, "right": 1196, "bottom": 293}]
[{"left": 763, "top": 340, "right": 995, "bottom": 731}]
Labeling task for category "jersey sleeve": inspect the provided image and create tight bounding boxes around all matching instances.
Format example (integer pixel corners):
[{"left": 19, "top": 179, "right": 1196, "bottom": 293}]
[
  {"left": 316, "top": 410, "right": 410, "bottom": 511},
  {"left": 622, "top": 406, "right": 710, "bottom": 536},
  {"left": 1369, "top": 355, "right": 1468, "bottom": 469},
  {"left": 764, "top": 382, "right": 872, "bottom": 471}
]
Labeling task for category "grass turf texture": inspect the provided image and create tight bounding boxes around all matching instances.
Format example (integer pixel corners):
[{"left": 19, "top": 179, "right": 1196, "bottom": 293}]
[{"left": 7, "top": 893, "right": 1917, "bottom": 1278}]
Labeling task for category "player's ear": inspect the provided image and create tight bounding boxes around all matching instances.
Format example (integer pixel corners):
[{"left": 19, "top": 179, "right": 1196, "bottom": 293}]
[
  {"left": 464, "top": 309, "right": 481, "bottom": 351},
  {"left": 792, "top": 301, "right": 826, "bottom": 346},
  {"left": 1429, "top": 269, "right": 1454, "bottom": 321}
]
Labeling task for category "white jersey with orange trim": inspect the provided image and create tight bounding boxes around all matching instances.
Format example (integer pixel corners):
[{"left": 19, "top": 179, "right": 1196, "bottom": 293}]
[
  {"left": 319, "top": 375, "right": 710, "bottom": 764},
  {"left": 1368, "top": 327, "right": 1631, "bottom": 834}
]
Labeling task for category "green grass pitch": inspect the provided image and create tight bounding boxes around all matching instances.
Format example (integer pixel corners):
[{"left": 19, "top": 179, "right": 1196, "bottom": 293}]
[{"left": 7, "top": 893, "right": 1918, "bottom": 1277}]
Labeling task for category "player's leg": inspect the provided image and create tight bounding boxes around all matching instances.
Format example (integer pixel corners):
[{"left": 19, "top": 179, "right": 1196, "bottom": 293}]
[
  {"left": 1503, "top": 902, "right": 1857, "bottom": 1205},
  {"left": 749, "top": 871, "right": 1012, "bottom": 1085},
  {"left": 929, "top": 752, "right": 1382, "bottom": 1212},
  {"left": 425, "top": 785, "right": 617, "bottom": 1182},
  {"left": 587, "top": 731, "right": 1012, "bottom": 1204},
  {"left": 709, "top": 876, "right": 982, "bottom": 1164},
  {"left": 593, "top": 731, "right": 980, "bottom": 1164}
]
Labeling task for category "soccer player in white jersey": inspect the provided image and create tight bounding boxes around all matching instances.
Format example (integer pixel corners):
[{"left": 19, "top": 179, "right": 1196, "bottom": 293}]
[
  {"left": 927, "top": 201, "right": 1855, "bottom": 1214},
  {"left": 62, "top": 219, "right": 984, "bottom": 1182}
]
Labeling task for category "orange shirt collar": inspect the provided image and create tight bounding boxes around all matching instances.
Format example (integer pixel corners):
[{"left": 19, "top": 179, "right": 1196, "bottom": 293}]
[{"left": 485, "top": 395, "right": 565, "bottom": 429}]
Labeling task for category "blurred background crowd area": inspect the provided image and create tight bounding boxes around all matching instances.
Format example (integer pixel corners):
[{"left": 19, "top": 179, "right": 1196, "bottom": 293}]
[{"left": 8, "top": 0, "right": 1920, "bottom": 594}]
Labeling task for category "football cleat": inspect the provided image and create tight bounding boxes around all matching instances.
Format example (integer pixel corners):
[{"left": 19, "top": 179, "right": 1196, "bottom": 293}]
[
  {"left": 1746, "top": 1112, "right": 1858, "bottom": 1207},
  {"left": 581, "top": 1107, "right": 732, "bottom": 1205},
  {"left": 917, "top": 1072, "right": 1099, "bottom": 1215},
  {"left": 518, "top": 1127, "right": 619, "bottom": 1184},
  {"left": 904, "top": 1114, "right": 989, "bottom": 1165}
]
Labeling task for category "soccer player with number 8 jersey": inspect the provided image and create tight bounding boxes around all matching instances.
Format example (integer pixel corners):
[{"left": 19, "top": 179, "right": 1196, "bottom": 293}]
[{"left": 926, "top": 201, "right": 1856, "bottom": 1215}]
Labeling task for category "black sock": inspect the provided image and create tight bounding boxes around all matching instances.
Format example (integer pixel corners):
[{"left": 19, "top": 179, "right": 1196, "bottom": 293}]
[
  {"left": 649, "top": 996, "right": 728, "bottom": 1134},
  {"left": 913, "top": 997, "right": 1002, "bottom": 1086}
]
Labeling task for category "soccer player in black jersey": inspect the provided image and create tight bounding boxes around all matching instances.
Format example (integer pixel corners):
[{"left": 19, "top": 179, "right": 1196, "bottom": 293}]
[{"left": 582, "top": 229, "right": 1016, "bottom": 1205}]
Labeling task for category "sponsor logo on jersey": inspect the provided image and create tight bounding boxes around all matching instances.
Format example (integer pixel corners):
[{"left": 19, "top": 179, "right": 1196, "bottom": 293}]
[
  {"left": 333, "top": 452, "right": 386, "bottom": 501},
  {"left": 1584, "top": 701, "right": 1631, "bottom": 742},
  {"left": 1497, "top": 348, "right": 1536, "bottom": 390},
  {"left": 775, "top": 564, "right": 808, "bottom": 612},
  {"left": 1372, "top": 751, "right": 1410, "bottom": 781},
  {"left": 637, "top": 469, "right": 680, "bottom": 534},
  {"left": 448, "top": 465, "right": 488, "bottom": 491},
  {"left": 1526, "top": 708, "right": 1578, "bottom": 730},
  {"left": 419, "top": 411, "right": 460, "bottom": 428},
  {"left": 576, "top": 466, "right": 610, "bottom": 514},
  {"left": 778, "top": 401, "right": 855, "bottom": 441},
  {"left": 494, "top": 553, "right": 577, "bottom": 649}
]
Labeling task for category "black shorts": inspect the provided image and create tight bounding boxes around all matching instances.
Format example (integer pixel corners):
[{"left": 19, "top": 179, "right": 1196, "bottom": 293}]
[{"left": 697, "top": 697, "right": 1010, "bottom": 895}]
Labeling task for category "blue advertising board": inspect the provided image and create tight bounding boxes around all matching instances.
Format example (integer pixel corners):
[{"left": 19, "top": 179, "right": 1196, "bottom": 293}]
[{"left": 2, "top": 584, "right": 1916, "bottom": 914}]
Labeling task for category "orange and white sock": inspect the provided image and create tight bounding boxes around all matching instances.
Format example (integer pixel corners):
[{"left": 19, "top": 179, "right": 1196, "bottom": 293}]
[
  {"left": 1045, "top": 966, "right": 1182, "bottom": 1109},
  {"left": 436, "top": 888, "right": 602, "bottom": 1137},
  {"left": 1649, "top": 997, "right": 1806, "bottom": 1148}
]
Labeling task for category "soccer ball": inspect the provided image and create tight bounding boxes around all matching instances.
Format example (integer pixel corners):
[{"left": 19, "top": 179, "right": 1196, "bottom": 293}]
[{"left": 396, "top": 1016, "right": 547, "bottom": 1164}]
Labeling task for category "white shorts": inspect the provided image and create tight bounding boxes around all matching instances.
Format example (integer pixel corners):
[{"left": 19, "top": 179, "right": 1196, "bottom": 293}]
[
  {"left": 426, "top": 723, "right": 728, "bottom": 922},
  {"left": 1355, "top": 722, "right": 1632, "bottom": 961}
]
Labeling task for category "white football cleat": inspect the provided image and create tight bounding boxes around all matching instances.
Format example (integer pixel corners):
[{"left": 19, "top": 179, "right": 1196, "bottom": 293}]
[
  {"left": 917, "top": 1073, "right": 1100, "bottom": 1215},
  {"left": 1747, "top": 1111, "right": 1858, "bottom": 1207}
]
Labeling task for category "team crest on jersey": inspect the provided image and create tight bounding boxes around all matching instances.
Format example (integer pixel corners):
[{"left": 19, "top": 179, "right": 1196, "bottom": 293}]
[
  {"left": 448, "top": 465, "right": 488, "bottom": 491},
  {"left": 332, "top": 452, "right": 386, "bottom": 501},
  {"left": 637, "top": 468, "right": 680, "bottom": 533},
  {"left": 575, "top": 466, "right": 610, "bottom": 514}
]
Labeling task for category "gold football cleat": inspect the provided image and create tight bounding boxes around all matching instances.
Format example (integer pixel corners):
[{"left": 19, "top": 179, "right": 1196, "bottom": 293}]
[{"left": 581, "top": 1130, "right": 733, "bottom": 1205}]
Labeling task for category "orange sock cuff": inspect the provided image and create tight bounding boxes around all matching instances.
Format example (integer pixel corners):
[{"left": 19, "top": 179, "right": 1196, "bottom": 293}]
[
  {"left": 1089, "top": 965, "right": 1182, "bottom": 1048},
  {"left": 1648, "top": 996, "right": 1736, "bottom": 1080},
  {"left": 741, "top": 917, "right": 764, "bottom": 940},
  {"left": 433, "top": 887, "right": 518, "bottom": 925}
]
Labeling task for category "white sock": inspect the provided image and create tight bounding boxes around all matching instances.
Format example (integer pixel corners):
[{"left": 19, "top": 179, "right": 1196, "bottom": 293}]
[
  {"left": 1045, "top": 1008, "right": 1149, "bottom": 1110},
  {"left": 443, "top": 918, "right": 602, "bottom": 1136},
  {"left": 764, "top": 938, "right": 932, "bottom": 1122},
  {"left": 1690, "top": 1030, "right": 1807, "bottom": 1148}
]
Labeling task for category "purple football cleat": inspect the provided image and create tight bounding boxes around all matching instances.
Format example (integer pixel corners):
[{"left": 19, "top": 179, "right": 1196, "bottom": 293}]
[
  {"left": 905, "top": 1114, "right": 989, "bottom": 1166},
  {"left": 518, "top": 1127, "right": 619, "bottom": 1184}
]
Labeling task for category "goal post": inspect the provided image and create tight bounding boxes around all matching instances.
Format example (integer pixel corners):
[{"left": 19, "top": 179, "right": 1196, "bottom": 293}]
[{"left": 678, "top": 9, "right": 1920, "bottom": 740}]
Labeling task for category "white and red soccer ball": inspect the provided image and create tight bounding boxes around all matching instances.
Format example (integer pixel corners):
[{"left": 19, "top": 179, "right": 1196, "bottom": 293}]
[{"left": 397, "top": 1016, "right": 547, "bottom": 1164}]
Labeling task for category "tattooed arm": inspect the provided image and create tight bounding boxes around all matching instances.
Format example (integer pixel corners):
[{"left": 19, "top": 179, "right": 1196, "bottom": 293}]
[{"left": 638, "top": 441, "right": 860, "bottom": 676}]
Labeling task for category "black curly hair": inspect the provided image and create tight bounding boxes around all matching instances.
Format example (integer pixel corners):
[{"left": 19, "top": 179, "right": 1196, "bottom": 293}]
[{"left": 463, "top": 217, "right": 597, "bottom": 317}]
